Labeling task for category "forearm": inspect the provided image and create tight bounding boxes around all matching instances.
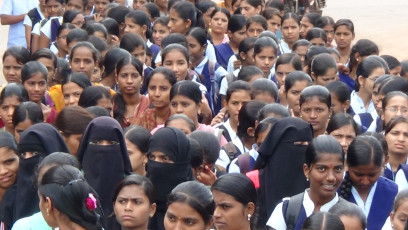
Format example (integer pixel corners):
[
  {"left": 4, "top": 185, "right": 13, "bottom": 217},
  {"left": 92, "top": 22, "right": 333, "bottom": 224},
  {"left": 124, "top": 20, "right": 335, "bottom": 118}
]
[{"left": 1, "top": 14, "right": 25, "bottom": 25}]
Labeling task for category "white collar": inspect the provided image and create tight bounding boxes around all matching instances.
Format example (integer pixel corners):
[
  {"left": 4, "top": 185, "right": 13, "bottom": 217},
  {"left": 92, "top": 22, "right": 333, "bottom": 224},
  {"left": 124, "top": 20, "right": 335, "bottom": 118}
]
[
  {"left": 303, "top": 189, "right": 339, "bottom": 217},
  {"left": 351, "top": 181, "right": 378, "bottom": 217}
]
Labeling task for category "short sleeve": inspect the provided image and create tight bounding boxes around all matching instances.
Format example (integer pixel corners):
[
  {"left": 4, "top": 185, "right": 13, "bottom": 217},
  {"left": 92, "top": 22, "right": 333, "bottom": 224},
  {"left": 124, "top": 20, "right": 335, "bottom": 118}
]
[
  {"left": 219, "top": 77, "right": 228, "bottom": 95},
  {"left": 40, "top": 19, "right": 52, "bottom": 38},
  {"left": 216, "top": 149, "right": 230, "bottom": 169},
  {"left": 266, "top": 201, "right": 287, "bottom": 230},
  {"left": 31, "top": 21, "right": 40, "bottom": 35},
  {"left": 23, "top": 14, "right": 31, "bottom": 26}
]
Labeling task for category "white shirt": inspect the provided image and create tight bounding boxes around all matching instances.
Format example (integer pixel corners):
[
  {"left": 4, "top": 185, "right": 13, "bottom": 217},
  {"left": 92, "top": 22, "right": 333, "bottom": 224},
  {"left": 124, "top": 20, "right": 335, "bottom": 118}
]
[
  {"left": 351, "top": 182, "right": 378, "bottom": 218},
  {"left": 382, "top": 217, "right": 393, "bottom": 230},
  {"left": 219, "top": 68, "right": 239, "bottom": 96},
  {"left": 40, "top": 16, "right": 63, "bottom": 39},
  {"left": 227, "top": 54, "right": 237, "bottom": 73},
  {"left": 216, "top": 135, "right": 249, "bottom": 169},
  {"left": 350, "top": 90, "right": 376, "bottom": 114},
  {"left": 0, "top": 0, "right": 37, "bottom": 47},
  {"left": 279, "top": 39, "right": 291, "bottom": 54},
  {"left": 205, "top": 40, "right": 217, "bottom": 62},
  {"left": 23, "top": 5, "right": 45, "bottom": 27},
  {"left": 194, "top": 56, "right": 228, "bottom": 84},
  {"left": 267, "top": 189, "right": 340, "bottom": 230}
]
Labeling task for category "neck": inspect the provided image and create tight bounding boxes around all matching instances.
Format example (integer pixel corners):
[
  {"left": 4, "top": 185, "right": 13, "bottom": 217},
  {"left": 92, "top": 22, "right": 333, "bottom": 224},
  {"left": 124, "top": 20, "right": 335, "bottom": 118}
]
[
  {"left": 155, "top": 106, "right": 169, "bottom": 123},
  {"left": 0, "top": 188, "right": 5, "bottom": 202},
  {"left": 100, "top": 75, "right": 116, "bottom": 89},
  {"left": 389, "top": 152, "right": 408, "bottom": 171},
  {"left": 357, "top": 89, "right": 371, "bottom": 110},
  {"left": 241, "top": 137, "right": 255, "bottom": 150},
  {"left": 338, "top": 47, "right": 351, "bottom": 64},
  {"left": 286, "top": 40, "right": 295, "bottom": 50},
  {"left": 122, "top": 222, "right": 149, "bottom": 230},
  {"left": 123, "top": 92, "right": 140, "bottom": 105},
  {"left": 211, "top": 31, "right": 224, "bottom": 44},
  {"left": 57, "top": 216, "right": 87, "bottom": 230},
  {"left": 349, "top": 67, "right": 357, "bottom": 79},
  {"left": 313, "top": 128, "right": 326, "bottom": 138},
  {"left": 191, "top": 56, "right": 204, "bottom": 69},
  {"left": 4, "top": 125, "right": 14, "bottom": 136},
  {"left": 229, "top": 118, "right": 238, "bottom": 133},
  {"left": 308, "top": 189, "right": 335, "bottom": 212},
  {"left": 229, "top": 41, "right": 238, "bottom": 53},
  {"left": 57, "top": 50, "right": 67, "bottom": 58}
]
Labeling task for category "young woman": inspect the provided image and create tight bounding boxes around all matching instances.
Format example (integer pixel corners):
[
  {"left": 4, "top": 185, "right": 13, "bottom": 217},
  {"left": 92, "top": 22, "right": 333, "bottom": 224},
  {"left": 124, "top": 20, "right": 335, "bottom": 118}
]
[
  {"left": 329, "top": 202, "right": 367, "bottom": 230},
  {"left": 299, "top": 12, "right": 320, "bottom": 39},
  {"left": 135, "top": 67, "right": 177, "bottom": 131},
  {"left": 111, "top": 55, "right": 150, "bottom": 128},
  {"left": 316, "top": 16, "right": 335, "bottom": 47},
  {"left": 381, "top": 91, "right": 408, "bottom": 130},
  {"left": 245, "top": 15, "right": 267, "bottom": 38},
  {"left": 123, "top": 10, "right": 160, "bottom": 62},
  {"left": 24, "top": 0, "right": 47, "bottom": 51},
  {"left": 12, "top": 101, "right": 44, "bottom": 143},
  {"left": 279, "top": 13, "right": 300, "bottom": 54},
  {"left": 334, "top": 19, "right": 355, "bottom": 65},
  {"left": 37, "top": 0, "right": 65, "bottom": 50},
  {"left": 209, "top": 7, "right": 230, "bottom": 45},
  {"left": 261, "top": 8, "right": 281, "bottom": 34},
  {"left": 325, "top": 81, "right": 351, "bottom": 115},
  {"left": 383, "top": 190, "right": 408, "bottom": 230},
  {"left": 69, "top": 41, "right": 100, "bottom": 79},
  {"left": 2, "top": 46, "right": 31, "bottom": 84},
  {"left": 253, "top": 37, "right": 278, "bottom": 80},
  {"left": 267, "top": 135, "right": 345, "bottom": 229},
  {"left": 305, "top": 28, "right": 327, "bottom": 47},
  {"left": 211, "top": 173, "right": 256, "bottom": 230},
  {"left": 61, "top": 72, "right": 92, "bottom": 108},
  {"left": 215, "top": 80, "right": 252, "bottom": 142},
  {"left": 383, "top": 116, "right": 408, "bottom": 189},
  {"left": 299, "top": 85, "right": 332, "bottom": 137},
  {"left": 217, "top": 14, "right": 247, "bottom": 71},
  {"left": 310, "top": 53, "right": 337, "bottom": 86},
  {"left": 152, "top": 16, "right": 170, "bottom": 48},
  {"left": 340, "top": 136, "right": 398, "bottom": 230},
  {"left": 113, "top": 174, "right": 156, "bottom": 230},
  {"left": 0, "top": 83, "right": 28, "bottom": 135},
  {"left": 38, "top": 165, "right": 103, "bottom": 229},
  {"left": 124, "top": 126, "right": 151, "bottom": 175},
  {"left": 76, "top": 116, "right": 133, "bottom": 228},
  {"left": 327, "top": 113, "right": 359, "bottom": 154},
  {"left": 239, "top": 0, "right": 262, "bottom": 18},
  {"left": 351, "top": 55, "right": 388, "bottom": 132},
  {"left": 21, "top": 61, "right": 57, "bottom": 124},
  {"left": 100, "top": 47, "right": 130, "bottom": 89},
  {"left": 284, "top": 71, "right": 312, "bottom": 118},
  {"left": 146, "top": 127, "right": 192, "bottom": 230},
  {"left": 0, "top": 123, "right": 68, "bottom": 229},
  {"left": 186, "top": 27, "right": 228, "bottom": 112},
  {"left": 0, "top": 132, "right": 18, "bottom": 202},
  {"left": 55, "top": 105, "right": 94, "bottom": 156},
  {"left": 381, "top": 55, "right": 401, "bottom": 76},
  {"left": 254, "top": 117, "right": 314, "bottom": 227},
  {"left": 164, "top": 181, "right": 214, "bottom": 230},
  {"left": 301, "top": 212, "right": 344, "bottom": 230},
  {"left": 274, "top": 53, "right": 302, "bottom": 105},
  {"left": 78, "top": 86, "right": 112, "bottom": 113},
  {"left": 292, "top": 39, "right": 312, "bottom": 68},
  {"left": 165, "top": 114, "right": 196, "bottom": 135}
]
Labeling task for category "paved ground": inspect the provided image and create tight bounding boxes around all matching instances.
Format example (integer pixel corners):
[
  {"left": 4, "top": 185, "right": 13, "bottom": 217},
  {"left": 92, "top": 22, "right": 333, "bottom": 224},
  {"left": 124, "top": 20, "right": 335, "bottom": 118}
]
[{"left": 0, "top": 0, "right": 407, "bottom": 85}]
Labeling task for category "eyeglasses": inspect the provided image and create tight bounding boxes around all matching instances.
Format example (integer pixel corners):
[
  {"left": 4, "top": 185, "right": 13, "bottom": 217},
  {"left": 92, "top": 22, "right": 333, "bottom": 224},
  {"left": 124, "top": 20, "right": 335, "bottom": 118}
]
[{"left": 384, "top": 106, "right": 408, "bottom": 114}]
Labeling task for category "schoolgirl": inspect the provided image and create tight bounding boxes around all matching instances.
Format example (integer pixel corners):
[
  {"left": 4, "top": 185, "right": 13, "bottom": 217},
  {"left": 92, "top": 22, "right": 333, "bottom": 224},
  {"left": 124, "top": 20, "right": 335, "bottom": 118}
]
[
  {"left": 100, "top": 47, "right": 129, "bottom": 89},
  {"left": 37, "top": 0, "right": 65, "bottom": 50},
  {"left": 21, "top": 61, "right": 57, "bottom": 123},
  {"left": 152, "top": 16, "right": 170, "bottom": 48},
  {"left": 252, "top": 78, "right": 279, "bottom": 103},
  {"left": 124, "top": 10, "right": 160, "bottom": 64},
  {"left": 31, "top": 48, "right": 58, "bottom": 87},
  {"left": 123, "top": 126, "right": 151, "bottom": 175},
  {"left": 305, "top": 28, "right": 327, "bottom": 47},
  {"left": 0, "top": 132, "right": 18, "bottom": 202},
  {"left": 327, "top": 113, "right": 359, "bottom": 154},
  {"left": 253, "top": 37, "right": 278, "bottom": 80},
  {"left": 274, "top": 53, "right": 302, "bottom": 105},
  {"left": 299, "top": 85, "right": 332, "bottom": 137},
  {"left": 334, "top": 19, "right": 355, "bottom": 65},
  {"left": 383, "top": 189, "right": 408, "bottom": 230},
  {"left": 61, "top": 72, "right": 92, "bottom": 107},
  {"left": 135, "top": 67, "right": 177, "bottom": 131},
  {"left": 381, "top": 55, "right": 402, "bottom": 76},
  {"left": 219, "top": 14, "right": 247, "bottom": 72},
  {"left": 340, "top": 136, "right": 398, "bottom": 230},
  {"left": 246, "top": 15, "right": 267, "bottom": 38},
  {"left": 113, "top": 174, "right": 156, "bottom": 230},
  {"left": 310, "top": 53, "right": 337, "bottom": 86},
  {"left": 284, "top": 71, "right": 312, "bottom": 117},
  {"left": 261, "top": 7, "right": 281, "bottom": 34},
  {"left": 12, "top": 101, "right": 43, "bottom": 143},
  {"left": 239, "top": 0, "right": 262, "bottom": 18},
  {"left": 383, "top": 116, "right": 408, "bottom": 189},
  {"left": 299, "top": 12, "right": 321, "bottom": 39},
  {"left": 351, "top": 55, "right": 388, "bottom": 132},
  {"left": 325, "top": 81, "right": 351, "bottom": 114},
  {"left": 209, "top": 7, "right": 230, "bottom": 45},
  {"left": 267, "top": 135, "right": 345, "bottom": 230},
  {"left": 0, "top": 83, "right": 28, "bottom": 135},
  {"left": 291, "top": 39, "right": 311, "bottom": 68},
  {"left": 187, "top": 27, "right": 228, "bottom": 112},
  {"left": 2, "top": 46, "right": 31, "bottom": 84},
  {"left": 112, "top": 55, "right": 150, "bottom": 128},
  {"left": 23, "top": 0, "right": 47, "bottom": 51},
  {"left": 78, "top": 86, "right": 112, "bottom": 113},
  {"left": 146, "top": 127, "right": 192, "bottom": 230},
  {"left": 165, "top": 114, "right": 196, "bottom": 135},
  {"left": 69, "top": 41, "right": 99, "bottom": 79},
  {"left": 329, "top": 201, "right": 367, "bottom": 230},
  {"left": 164, "top": 181, "right": 214, "bottom": 230},
  {"left": 279, "top": 13, "right": 300, "bottom": 54}
]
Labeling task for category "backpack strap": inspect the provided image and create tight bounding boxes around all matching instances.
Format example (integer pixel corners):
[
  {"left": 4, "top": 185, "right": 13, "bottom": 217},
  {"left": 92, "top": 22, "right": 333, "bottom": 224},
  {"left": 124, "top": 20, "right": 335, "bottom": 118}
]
[
  {"left": 285, "top": 193, "right": 304, "bottom": 230},
  {"left": 222, "top": 142, "right": 241, "bottom": 161},
  {"left": 237, "top": 153, "right": 251, "bottom": 174}
]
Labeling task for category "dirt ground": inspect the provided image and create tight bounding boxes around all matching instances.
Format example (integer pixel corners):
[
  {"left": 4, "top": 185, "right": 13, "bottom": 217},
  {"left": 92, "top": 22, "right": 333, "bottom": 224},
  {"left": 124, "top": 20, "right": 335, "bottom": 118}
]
[{"left": 0, "top": 0, "right": 407, "bottom": 85}]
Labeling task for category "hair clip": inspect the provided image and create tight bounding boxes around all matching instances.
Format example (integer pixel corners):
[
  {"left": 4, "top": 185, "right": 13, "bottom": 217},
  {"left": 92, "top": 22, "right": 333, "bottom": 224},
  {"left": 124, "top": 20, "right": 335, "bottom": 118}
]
[
  {"left": 86, "top": 193, "right": 97, "bottom": 211},
  {"left": 68, "top": 178, "right": 83, "bottom": 185}
]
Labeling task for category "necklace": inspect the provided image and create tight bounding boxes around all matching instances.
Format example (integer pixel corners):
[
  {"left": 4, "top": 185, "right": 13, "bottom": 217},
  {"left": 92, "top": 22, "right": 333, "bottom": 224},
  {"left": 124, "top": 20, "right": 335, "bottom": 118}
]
[{"left": 125, "top": 103, "right": 140, "bottom": 123}]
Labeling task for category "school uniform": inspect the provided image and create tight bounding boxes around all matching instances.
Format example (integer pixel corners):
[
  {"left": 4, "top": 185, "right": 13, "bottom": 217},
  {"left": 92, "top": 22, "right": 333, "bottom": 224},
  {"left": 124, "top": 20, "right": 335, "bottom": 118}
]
[
  {"left": 228, "top": 144, "right": 259, "bottom": 173},
  {"left": 227, "top": 54, "right": 237, "bottom": 73},
  {"left": 339, "top": 72, "right": 355, "bottom": 92},
  {"left": 350, "top": 90, "right": 378, "bottom": 132},
  {"left": 279, "top": 39, "right": 291, "bottom": 54},
  {"left": 267, "top": 189, "right": 340, "bottom": 230},
  {"left": 213, "top": 119, "right": 237, "bottom": 142},
  {"left": 215, "top": 42, "right": 234, "bottom": 70},
  {"left": 346, "top": 177, "right": 398, "bottom": 230},
  {"left": 216, "top": 135, "right": 249, "bottom": 170},
  {"left": 384, "top": 161, "right": 408, "bottom": 192}
]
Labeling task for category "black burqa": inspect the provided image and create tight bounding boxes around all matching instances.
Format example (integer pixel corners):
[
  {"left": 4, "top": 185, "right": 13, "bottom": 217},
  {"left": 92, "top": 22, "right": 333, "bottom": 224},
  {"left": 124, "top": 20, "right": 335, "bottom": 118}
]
[
  {"left": 0, "top": 123, "right": 69, "bottom": 229},
  {"left": 146, "top": 127, "right": 193, "bottom": 230},
  {"left": 76, "top": 116, "right": 132, "bottom": 229},
  {"left": 254, "top": 117, "right": 313, "bottom": 227}
]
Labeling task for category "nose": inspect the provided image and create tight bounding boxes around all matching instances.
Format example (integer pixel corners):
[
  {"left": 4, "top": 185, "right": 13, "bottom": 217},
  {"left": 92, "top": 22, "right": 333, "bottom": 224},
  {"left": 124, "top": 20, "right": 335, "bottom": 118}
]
[
  {"left": 69, "top": 95, "right": 76, "bottom": 105},
  {"left": 176, "top": 104, "right": 183, "bottom": 113},
  {"left": 396, "top": 108, "right": 402, "bottom": 116},
  {"left": 360, "top": 177, "right": 370, "bottom": 186},
  {"left": 7, "top": 107, "right": 13, "bottom": 116},
  {"left": 0, "top": 165, "right": 7, "bottom": 175},
  {"left": 126, "top": 76, "right": 133, "bottom": 84},
  {"left": 310, "top": 110, "right": 317, "bottom": 118},
  {"left": 326, "top": 170, "right": 336, "bottom": 182},
  {"left": 340, "top": 137, "right": 348, "bottom": 148},
  {"left": 34, "top": 84, "right": 40, "bottom": 91},
  {"left": 125, "top": 201, "right": 132, "bottom": 211},
  {"left": 213, "top": 207, "right": 221, "bottom": 218}
]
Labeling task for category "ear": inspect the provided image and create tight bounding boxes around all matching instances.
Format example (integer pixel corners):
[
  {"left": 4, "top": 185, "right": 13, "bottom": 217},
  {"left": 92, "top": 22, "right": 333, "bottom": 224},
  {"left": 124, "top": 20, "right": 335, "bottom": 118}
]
[
  {"left": 239, "top": 51, "right": 246, "bottom": 61},
  {"left": 149, "top": 203, "right": 157, "bottom": 218},
  {"left": 247, "top": 127, "right": 255, "bottom": 137},
  {"left": 197, "top": 101, "right": 203, "bottom": 115},
  {"left": 256, "top": 5, "right": 262, "bottom": 13},
  {"left": 303, "top": 163, "right": 310, "bottom": 179},
  {"left": 246, "top": 202, "right": 256, "bottom": 216},
  {"left": 185, "top": 19, "right": 192, "bottom": 30},
  {"left": 142, "top": 24, "right": 148, "bottom": 35},
  {"left": 201, "top": 43, "right": 207, "bottom": 53},
  {"left": 44, "top": 197, "right": 54, "bottom": 214},
  {"left": 227, "top": 30, "right": 233, "bottom": 40},
  {"left": 311, "top": 71, "right": 316, "bottom": 82},
  {"left": 254, "top": 120, "right": 259, "bottom": 129},
  {"left": 343, "top": 100, "right": 350, "bottom": 110},
  {"left": 143, "top": 154, "right": 148, "bottom": 165},
  {"left": 355, "top": 52, "right": 362, "bottom": 63}
]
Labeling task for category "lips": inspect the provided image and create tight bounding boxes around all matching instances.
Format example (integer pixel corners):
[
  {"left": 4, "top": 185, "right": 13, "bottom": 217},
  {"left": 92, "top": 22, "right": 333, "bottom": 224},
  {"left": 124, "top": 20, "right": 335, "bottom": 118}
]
[
  {"left": 214, "top": 221, "right": 226, "bottom": 228},
  {"left": 0, "top": 175, "right": 12, "bottom": 184},
  {"left": 121, "top": 215, "right": 134, "bottom": 220}
]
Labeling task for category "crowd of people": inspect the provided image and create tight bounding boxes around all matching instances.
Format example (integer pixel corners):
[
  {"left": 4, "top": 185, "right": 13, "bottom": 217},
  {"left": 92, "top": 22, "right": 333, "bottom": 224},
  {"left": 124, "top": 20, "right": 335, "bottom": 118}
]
[{"left": 0, "top": 0, "right": 408, "bottom": 229}]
